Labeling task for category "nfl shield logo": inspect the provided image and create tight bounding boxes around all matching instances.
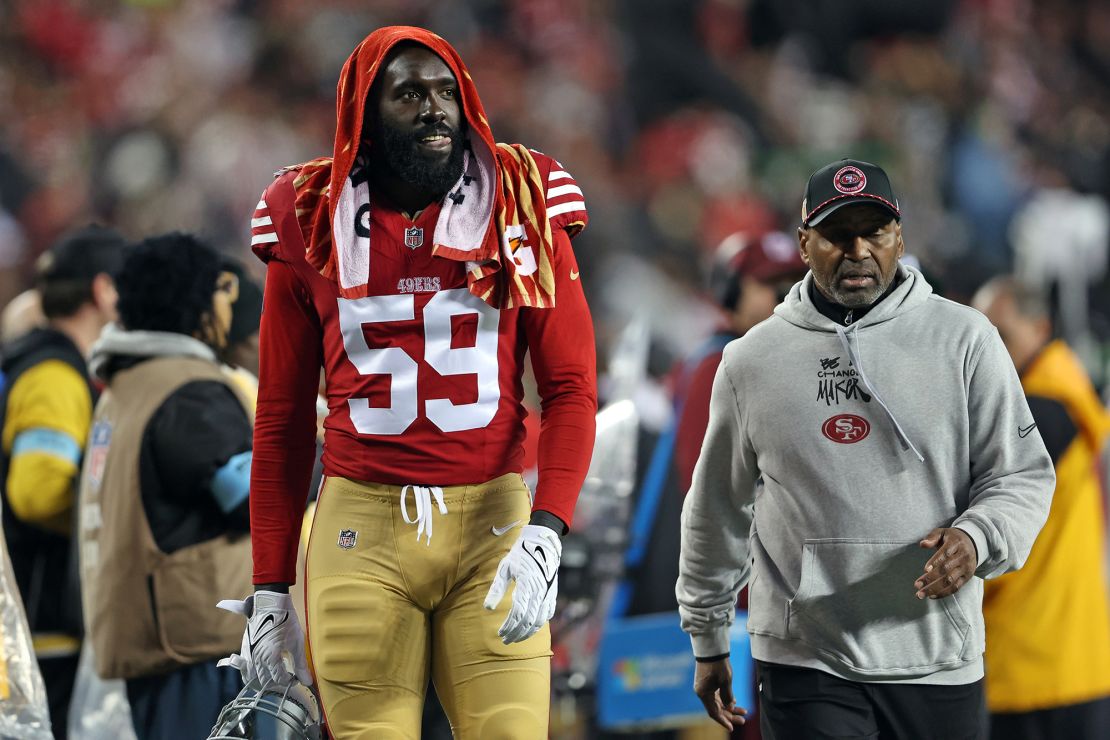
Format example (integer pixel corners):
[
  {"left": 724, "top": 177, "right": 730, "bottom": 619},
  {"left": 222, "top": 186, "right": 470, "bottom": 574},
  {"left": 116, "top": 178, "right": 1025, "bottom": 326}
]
[
  {"left": 87, "top": 420, "right": 113, "bottom": 491},
  {"left": 337, "top": 529, "right": 358, "bottom": 550},
  {"left": 404, "top": 226, "right": 424, "bottom": 249}
]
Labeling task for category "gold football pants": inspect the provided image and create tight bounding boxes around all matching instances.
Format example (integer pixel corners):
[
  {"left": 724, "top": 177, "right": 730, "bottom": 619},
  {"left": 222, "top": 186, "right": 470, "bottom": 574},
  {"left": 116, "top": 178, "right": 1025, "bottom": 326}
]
[{"left": 305, "top": 473, "right": 551, "bottom": 739}]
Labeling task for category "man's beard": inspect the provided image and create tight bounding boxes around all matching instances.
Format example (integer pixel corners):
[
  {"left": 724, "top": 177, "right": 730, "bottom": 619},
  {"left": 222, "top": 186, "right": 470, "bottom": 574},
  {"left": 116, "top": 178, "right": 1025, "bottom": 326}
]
[
  {"left": 375, "top": 119, "right": 466, "bottom": 195},
  {"left": 818, "top": 264, "right": 891, "bottom": 308}
]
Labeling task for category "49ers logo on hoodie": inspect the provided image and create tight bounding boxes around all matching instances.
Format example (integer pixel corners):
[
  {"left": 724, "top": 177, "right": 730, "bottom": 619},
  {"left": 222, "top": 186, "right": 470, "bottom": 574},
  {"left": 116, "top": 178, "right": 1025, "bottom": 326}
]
[{"left": 822, "top": 414, "right": 870, "bottom": 444}]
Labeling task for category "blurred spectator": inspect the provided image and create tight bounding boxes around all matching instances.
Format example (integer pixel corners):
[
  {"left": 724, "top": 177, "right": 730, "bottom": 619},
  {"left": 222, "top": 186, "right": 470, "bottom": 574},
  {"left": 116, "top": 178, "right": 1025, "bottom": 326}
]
[
  {"left": 973, "top": 276, "right": 1110, "bottom": 740},
  {"left": 77, "top": 233, "right": 253, "bottom": 740},
  {"left": 223, "top": 260, "right": 262, "bottom": 377},
  {"left": 1010, "top": 162, "right": 1110, "bottom": 375},
  {"left": 0, "top": 224, "right": 124, "bottom": 739},
  {"left": 0, "top": 289, "right": 45, "bottom": 345},
  {"left": 220, "top": 259, "right": 263, "bottom": 413},
  {"left": 673, "top": 231, "right": 807, "bottom": 494}
]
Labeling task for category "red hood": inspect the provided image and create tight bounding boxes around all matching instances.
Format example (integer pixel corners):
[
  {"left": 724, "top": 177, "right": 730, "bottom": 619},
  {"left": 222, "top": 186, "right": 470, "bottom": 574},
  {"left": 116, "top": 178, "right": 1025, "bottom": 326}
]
[
  {"left": 328, "top": 26, "right": 498, "bottom": 231},
  {"left": 281, "top": 26, "right": 565, "bottom": 309}
]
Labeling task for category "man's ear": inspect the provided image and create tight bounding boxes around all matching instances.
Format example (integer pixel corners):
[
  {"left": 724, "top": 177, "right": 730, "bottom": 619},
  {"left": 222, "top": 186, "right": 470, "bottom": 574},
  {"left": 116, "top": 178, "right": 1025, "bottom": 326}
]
[
  {"left": 1034, "top": 316, "right": 1053, "bottom": 345},
  {"left": 894, "top": 221, "right": 905, "bottom": 259},
  {"left": 797, "top": 227, "right": 811, "bottom": 266},
  {"left": 195, "top": 310, "right": 218, "bottom": 346},
  {"left": 91, "top": 273, "right": 118, "bottom": 312}
]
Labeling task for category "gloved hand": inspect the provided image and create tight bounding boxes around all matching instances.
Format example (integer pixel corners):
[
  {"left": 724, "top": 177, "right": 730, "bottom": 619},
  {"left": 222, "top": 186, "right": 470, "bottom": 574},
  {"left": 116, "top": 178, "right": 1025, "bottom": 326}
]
[
  {"left": 217, "top": 590, "right": 312, "bottom": 689},
  {"left": 483, "top": 524, "right": 561, "bottom": 644}
]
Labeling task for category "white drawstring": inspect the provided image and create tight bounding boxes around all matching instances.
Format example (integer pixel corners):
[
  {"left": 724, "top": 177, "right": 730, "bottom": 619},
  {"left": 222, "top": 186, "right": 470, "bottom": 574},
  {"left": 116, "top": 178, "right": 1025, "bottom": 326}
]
[
  {"left": 835, "top": 323, "right": 925, "bottom": 463},
  {"left": 400, "top": 485, "right": 448, "bottom": 545}
]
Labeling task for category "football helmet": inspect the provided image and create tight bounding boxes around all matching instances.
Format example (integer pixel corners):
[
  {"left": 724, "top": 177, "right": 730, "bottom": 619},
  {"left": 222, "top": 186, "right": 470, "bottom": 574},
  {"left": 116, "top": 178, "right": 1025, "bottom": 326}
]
[{"left": 207, "top": 680, "right": 321, "bottom": 740}]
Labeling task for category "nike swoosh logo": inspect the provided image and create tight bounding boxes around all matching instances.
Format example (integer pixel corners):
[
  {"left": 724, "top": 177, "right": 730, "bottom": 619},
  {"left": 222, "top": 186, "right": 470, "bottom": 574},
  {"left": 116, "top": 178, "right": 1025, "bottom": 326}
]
[
  {"left": 491, "top": 520, "right": 521, "bottom": 537},
  {"left": 1018, "top": 423, "right": 1038, "bottom": 438},
  {"left": 248, "top": 612, "right": 288, "bottom": 651},
  {"left": 570, "top": 270, "right": 580, "bottom": 281},
  {"left": 525, "top": 544, "right": 557, "bottom": 595}
]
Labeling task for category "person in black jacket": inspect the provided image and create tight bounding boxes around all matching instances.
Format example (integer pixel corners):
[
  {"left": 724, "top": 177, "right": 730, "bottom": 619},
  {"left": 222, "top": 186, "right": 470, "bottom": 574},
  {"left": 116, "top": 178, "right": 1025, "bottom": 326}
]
[{"left": 79, "top": 233, "right": 254, "bottom": 740}]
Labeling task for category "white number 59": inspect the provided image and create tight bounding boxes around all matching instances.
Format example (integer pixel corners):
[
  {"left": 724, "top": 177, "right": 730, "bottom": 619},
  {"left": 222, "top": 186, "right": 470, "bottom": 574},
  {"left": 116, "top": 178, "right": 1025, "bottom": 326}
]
[{"left": 337, "top": 288, "right": 501, "bottom": 435}]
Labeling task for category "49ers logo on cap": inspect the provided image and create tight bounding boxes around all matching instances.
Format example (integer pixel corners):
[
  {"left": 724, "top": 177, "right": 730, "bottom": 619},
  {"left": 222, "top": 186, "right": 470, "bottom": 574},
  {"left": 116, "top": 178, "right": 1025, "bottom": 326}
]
[
  {"left": 833, "top": 165, "right": 867, "bottom": 194},
  {"left": 822, "top": 414, "right": 870, "bottom": 444}
]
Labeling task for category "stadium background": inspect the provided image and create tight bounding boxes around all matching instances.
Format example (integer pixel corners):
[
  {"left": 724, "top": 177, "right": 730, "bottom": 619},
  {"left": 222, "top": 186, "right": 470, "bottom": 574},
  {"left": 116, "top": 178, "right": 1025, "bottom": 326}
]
[
  {"left": 4, "top": 0, "right": 1108, "bottom": 383},
  {"left": 2, "top": 0, "right": 1109, "bottom": 737}
]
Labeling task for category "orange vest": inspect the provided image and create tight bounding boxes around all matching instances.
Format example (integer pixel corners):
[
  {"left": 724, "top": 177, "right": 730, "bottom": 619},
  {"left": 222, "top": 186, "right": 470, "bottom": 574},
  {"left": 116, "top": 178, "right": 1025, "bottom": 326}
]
[{"left": 983, "top": 340, "right": 1110, "bottom": 712}]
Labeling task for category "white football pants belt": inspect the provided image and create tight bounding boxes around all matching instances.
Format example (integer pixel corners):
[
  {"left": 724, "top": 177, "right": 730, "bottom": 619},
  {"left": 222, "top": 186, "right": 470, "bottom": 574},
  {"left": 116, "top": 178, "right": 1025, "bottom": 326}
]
[{"left": 400, "top": 484, "right": 447, "bottom": 545}]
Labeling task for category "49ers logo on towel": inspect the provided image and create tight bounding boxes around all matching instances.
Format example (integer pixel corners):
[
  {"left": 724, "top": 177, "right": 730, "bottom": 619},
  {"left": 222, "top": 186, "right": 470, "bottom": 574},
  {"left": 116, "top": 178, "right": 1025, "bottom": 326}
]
[{"left": 822, "top": 414, "right": 870, "bottom": 444}]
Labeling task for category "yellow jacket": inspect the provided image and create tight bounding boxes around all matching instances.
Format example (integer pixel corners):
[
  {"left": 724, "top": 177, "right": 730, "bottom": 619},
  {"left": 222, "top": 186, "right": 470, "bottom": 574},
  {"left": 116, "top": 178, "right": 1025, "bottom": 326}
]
[
  {"left": 983, "top": 340, "right": 1110, "bottom": 712},
  {"left": 3, "top": 360, "right": 91, "bottom": 534}
]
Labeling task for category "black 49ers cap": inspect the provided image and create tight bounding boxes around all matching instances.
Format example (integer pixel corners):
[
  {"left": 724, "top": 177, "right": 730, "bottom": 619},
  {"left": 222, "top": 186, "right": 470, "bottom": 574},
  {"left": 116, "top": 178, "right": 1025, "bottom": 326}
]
[{"left": 801, "top": 159, "right": 901, "bottom": 228}]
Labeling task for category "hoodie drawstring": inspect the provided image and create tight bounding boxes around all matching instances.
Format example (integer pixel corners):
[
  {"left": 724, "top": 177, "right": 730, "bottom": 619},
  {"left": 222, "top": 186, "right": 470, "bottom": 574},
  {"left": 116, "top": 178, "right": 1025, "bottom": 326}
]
[
  {"left": 835, "top": 323, "right": 925, "bottom": 463},
  {"left": 400, "top": 485, "right": 448, "bottom": 545}
]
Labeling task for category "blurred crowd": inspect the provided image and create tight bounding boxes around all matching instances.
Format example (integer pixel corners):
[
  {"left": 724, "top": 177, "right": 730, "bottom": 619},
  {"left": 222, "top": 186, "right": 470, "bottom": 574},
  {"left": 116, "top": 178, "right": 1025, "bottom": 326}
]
[
  {"left": 2, "top": 1, "right": 1110, "bottom": 738},
  {"left": 1, "top": 0, "right": 1109, "bottom": 386}
]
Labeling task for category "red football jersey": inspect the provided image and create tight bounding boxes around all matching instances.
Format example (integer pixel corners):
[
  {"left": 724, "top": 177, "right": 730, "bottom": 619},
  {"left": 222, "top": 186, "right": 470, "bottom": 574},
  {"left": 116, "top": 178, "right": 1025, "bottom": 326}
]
[{"left": 249, "top": 151, "right": 597, "bottom": 584}]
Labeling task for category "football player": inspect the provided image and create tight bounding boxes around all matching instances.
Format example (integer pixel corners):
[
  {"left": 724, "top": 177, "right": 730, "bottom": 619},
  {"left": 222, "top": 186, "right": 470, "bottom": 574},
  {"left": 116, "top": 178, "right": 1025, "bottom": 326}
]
[{"left": 220, "top": 26, "right": 597, "bottom": 739}]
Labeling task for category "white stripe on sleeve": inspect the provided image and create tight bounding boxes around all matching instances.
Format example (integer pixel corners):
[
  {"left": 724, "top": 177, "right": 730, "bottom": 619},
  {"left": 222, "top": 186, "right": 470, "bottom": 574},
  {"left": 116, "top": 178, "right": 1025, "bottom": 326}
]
[
  {"left": 546, "top": 184, "right": 584, "bottom": 199},
  {"left": 546, "top": 201, "right": 587, "bottom": 218},
  {"left": 251, "top": 216, "right": 273, "bottom": 228},
  {"left": 251, "top": 232, "right": 280, "bottom": 246},
  {"left": 548, "top": 170, "right": 573, "bottom": 182}
]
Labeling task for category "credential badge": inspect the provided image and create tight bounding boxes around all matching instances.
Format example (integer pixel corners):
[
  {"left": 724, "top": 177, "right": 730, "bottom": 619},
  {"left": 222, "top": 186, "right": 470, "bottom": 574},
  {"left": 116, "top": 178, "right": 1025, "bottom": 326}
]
[{"left": 87, "top": 420, "right": 113, "bottom": 491}]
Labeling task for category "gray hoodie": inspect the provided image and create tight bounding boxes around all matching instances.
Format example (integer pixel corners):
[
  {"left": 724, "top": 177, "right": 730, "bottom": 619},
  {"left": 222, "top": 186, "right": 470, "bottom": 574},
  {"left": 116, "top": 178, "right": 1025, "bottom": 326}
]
[{"left": 676, "top": 265, "right": 1054, "bottom": 685}]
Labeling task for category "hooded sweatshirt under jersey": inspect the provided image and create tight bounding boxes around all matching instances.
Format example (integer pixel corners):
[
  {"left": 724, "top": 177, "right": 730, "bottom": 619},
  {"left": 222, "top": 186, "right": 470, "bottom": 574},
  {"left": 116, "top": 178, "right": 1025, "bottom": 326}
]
[{"left": 676, "top": 264, "right": 1055, "bottom": 685}]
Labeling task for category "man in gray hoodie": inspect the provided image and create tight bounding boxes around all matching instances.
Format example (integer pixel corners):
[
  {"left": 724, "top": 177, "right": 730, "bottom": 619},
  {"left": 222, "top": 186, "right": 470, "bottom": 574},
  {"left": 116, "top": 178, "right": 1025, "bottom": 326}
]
[{"left": 676, "top": 160, "right": 1055, "bottom": 740}]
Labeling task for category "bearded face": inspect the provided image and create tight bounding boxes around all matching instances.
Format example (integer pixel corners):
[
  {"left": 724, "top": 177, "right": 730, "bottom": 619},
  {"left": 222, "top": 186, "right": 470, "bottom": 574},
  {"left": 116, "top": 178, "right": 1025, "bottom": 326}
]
[
  {"left": 373, "top": 114, "right": 466, "bottom": 195},
  {"left": 367, "top": 45, "right": 468, "bottom": 197}
]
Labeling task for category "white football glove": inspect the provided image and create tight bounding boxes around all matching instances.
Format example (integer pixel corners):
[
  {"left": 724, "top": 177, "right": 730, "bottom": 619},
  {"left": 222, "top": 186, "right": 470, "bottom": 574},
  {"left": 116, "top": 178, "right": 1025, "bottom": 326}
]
[
  {"left": 483, "top": 524, "right": 561, "bottom": 644},
  {"left": 217, "top": 591, "right": 312, "bottom": 689}
]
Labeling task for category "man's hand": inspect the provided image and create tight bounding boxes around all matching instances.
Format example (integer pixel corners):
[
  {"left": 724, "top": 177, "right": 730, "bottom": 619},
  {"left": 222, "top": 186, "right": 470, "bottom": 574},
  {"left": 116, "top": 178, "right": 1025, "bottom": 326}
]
[
  {"left": 217, "top": 591, "right": 313, "bottom": 689},
  {"left": 693, "top": 657, "right": 747, "bottom": 731},
  {"left": 915, "top": 527, "right": 977, "bottom": 599},
  {"left": 483, "top": 524, "right": 561, "bottom": 644}
]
